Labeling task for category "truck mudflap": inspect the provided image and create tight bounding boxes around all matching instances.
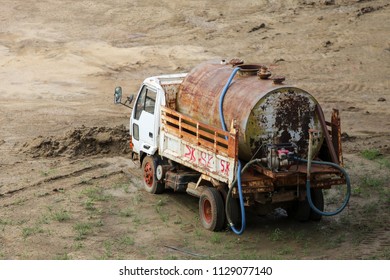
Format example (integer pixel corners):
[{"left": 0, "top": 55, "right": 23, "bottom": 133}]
[{"left": 160, "top": 106, "right": 239, "bottom": 185}]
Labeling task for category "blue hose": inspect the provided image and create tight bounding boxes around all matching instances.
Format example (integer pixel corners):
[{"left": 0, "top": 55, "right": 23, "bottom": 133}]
[
  {"left": 219, "top": 67, "right": 246, "bottom": 235},
  {"left": 294, "top": 157, "right": 351, "bottom": 216}
]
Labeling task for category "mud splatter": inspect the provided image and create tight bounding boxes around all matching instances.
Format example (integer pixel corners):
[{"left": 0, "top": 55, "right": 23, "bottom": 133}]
[{"left": 21, "top": 125, "right": 130, "bottom": 158}]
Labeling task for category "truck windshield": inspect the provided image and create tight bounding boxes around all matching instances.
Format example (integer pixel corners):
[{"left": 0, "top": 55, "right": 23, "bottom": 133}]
[{"left": 134, "top": 86, "right": 157, "bottom": 120}]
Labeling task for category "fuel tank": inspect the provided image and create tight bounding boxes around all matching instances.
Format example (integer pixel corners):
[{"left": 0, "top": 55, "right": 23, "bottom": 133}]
[{"left": 176, "top": 61, "right": 323, "bottom": 162}]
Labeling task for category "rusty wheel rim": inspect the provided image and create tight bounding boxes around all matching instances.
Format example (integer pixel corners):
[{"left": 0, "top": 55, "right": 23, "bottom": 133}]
[
  {"left": 144, "top": 162, "right": 153, "bottom": 187},
  {"left": 202, "top": 199, "right": 212, "bottom": 224}
]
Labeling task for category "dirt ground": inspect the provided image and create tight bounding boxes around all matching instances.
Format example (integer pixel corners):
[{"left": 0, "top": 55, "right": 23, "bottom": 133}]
[{"left": 0, "top": 0, "right": 389, "bottom": 260}]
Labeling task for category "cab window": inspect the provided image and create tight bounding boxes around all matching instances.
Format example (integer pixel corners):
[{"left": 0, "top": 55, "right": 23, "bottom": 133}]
[{"left": 134, "top": 86, "right": 157, "bottom": 120}]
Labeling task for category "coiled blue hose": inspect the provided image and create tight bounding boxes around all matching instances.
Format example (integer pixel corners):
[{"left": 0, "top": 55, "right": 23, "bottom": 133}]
[
  {"left": 218, "top": 67, "right": 246, "bottom": 235},
  {"left": 293, "top": 157, "right": 351, "bottom": 216}
]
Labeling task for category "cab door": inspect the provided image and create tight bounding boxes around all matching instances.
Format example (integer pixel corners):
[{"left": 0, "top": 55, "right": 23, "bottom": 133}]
[{"left": 130, "top": 85, "right": 159, "bottom": 155}]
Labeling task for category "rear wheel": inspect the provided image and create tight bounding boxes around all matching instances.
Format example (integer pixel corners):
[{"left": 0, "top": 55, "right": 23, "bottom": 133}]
[
  {"left": 288, "top": 197, "right": 310, "bottom": 222},
  {"left": 142, "top": 156, "right": 164, "bottom": 194},
  {"left": 199, "top": 187, "right": 225, "bottom": 231},
  {"left": 309, "top": 189, "right": 324, "bottom": 221}
]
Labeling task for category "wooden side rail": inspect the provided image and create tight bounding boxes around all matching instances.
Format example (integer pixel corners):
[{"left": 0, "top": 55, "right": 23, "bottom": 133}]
[{"left": 161, "top": 106, "right": 238, "bottom": 158}]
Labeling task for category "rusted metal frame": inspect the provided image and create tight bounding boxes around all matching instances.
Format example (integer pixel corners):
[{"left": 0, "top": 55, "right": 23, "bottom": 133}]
[
  {"left": 331, "top": 109, "right": 344, "bottom": 166},
  {"left": 227, "top": 128, "right": 239, "bottom": 159},
  {"left": 311, "top": 178, "right": 345, "bottom": 188},
  {"left": 315, "top": 104, "right": 339, "bottom": 164},
  {"left": 250, "top": 162, "right": 345, "bottom": 193}
]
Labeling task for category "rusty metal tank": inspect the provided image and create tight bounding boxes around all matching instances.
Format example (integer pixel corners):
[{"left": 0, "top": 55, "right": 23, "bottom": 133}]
[{"left": 176, "top": 61, "right": 324, "bottom": 161}]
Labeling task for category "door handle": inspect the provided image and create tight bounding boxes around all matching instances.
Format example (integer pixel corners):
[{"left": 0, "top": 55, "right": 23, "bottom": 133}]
[
  {"left": 149, "top": 132, "right": 153, "bottom": 138},
  {"left": 143, "top": 144, "right": 150, "bottom": 149}
]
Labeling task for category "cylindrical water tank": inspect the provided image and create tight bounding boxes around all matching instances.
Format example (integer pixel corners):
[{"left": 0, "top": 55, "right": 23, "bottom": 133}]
[{"left": 176, "top": 61, "right": 323, "bottom": 161}]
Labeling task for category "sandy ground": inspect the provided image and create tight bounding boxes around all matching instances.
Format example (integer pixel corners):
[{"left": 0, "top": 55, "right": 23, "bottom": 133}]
[{"left": 0, "top": 0, "right": 389, "bottom": 259}]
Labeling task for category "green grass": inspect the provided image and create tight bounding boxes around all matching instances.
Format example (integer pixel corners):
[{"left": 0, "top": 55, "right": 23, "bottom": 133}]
[
  {"left": 155, "top": 200, "right": 169, "bottom": 223},
  {"left": 84, "top": 198, "right": 96, "bottom": 211},
  {"left": 277, "top": 246, "right": 294, "bottom": 256},
  {"left": 102, "top": 240, "right": 113, "bottom": 259},
  {"left": 11, "top": 198, "right": 27, "bottom": 206},
  {"left": 378, "top": 158, "right": 390, "bottom": 169},
  {"left": 41, "top": 169, "right": 56, "bottom": 177},
  {"left": 0, "top": 219, "right": 11, "bottom": 226},
  {"left": 323, "top": 233, "right": 346, "bottom": 249},
  {"left": 55, "top": 253, "right": 71, "bottom": 260},
  {"left": 73, "top": 241, "right": 84, "bottom": 250},
  {"left": 82, "top": 186, "right": 112, "bottom": 202},
  {"left": 51, "top": 209, "right": 71, "bottom": 222},
  {"left": 361, "top": 201, "right": 379, "bottom": 215},
  {"left": 361, "top": 149, "right": 381, "bottom": 160},
  {"left": 119, "top": 207, "right": 133, "bottom": 218},
  {"left": 132, "top": 194, "right": 144, "bottom": 205},
  {"left": 22, "top": 226, "right": 44, "bottom": 239},
  {"left": 74, "top": 222, "right": 93, "bottom": 240},
  {"left": 360, "top": 176, "right": 384, "bottom": 189},
  {"left": 269, "top": 228, "right": 284, "bottom": 242},
  {"left": 118, "top": 235, "right": 135, "bottom": 246},
  {"left": 210, "top": 233, "right": 222, "bottom": 244}
]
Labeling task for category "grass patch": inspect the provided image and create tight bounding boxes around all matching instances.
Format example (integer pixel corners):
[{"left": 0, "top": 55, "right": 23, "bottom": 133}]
[
  {"left": 22, "top": 226, "right": 44, "bottom": 239},
  {"left": 41, "top": 169, "right": 56, "bottom": 177},
  {"left": 132, "top": 194, "right": 144, "bottom": 205},
  {"left": 173, "top": 215, "right": 182, "bottom": 225},
  {"left": 118, "top": 235, "right": 135, "bottom": 246},
  {"left": 74, "top": 222, "right": 93, "bottom": 240},
  {"left": 277, "top": 246, "right": 294, "bottom": 256},
  {"left": 378, "top": 158, "right": 390, "bottom": 169},
  {"left": 82, "top": 186, "right": 112, "bottom": 201},
  {"left": 73, "top": 241, "right": 84, "bottom": 250},
  {"left": 269, "top": 228, "right": 284, "bottom": 242},
  {"left": 51, "top": 209, "right": 71, "bottom": 222},
  {"left": 55, "top": 253, "right": 71, "bottom": 260},
  {"left": 84, "top": 198, "right": 96, "bottom": 211},
  {"left": 361, "top": 149, "right": 381, "bottom": 160},
  {"left": 0, "top": 219, "right": 11, "bottom": 226},
  {"left": 210, "top": 233, "right": 222, "bottom": 244},
  {"left": 360, "top": 176, "right": 384, "bottom": 189},
  {"left": 361, "top": 201, "right": 379, "bottom": 215},
  {"left": 323, "top": 233, "right": 346, "bottom": 249},
  {"left": 119, "top": 207, "right": 133, "bottom": 218},
  {"left": 11, "top": 198, "right": 27, "bottom": 206},
  {"left": 155, "top": 200, "right": 169, "bottom": 223}
]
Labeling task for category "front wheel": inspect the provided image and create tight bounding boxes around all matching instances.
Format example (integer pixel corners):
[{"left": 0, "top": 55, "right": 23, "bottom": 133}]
[
  {"left": 199, "top": 187, "right": 225, "bottom": 231},
  {"left": 142, "top": 156, "right": 164, "bottom": 194}
]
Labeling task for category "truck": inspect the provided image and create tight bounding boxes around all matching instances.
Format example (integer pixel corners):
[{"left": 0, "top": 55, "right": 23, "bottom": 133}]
[{"left": 114, "top": 60, "right": 351, "bottom": 234}]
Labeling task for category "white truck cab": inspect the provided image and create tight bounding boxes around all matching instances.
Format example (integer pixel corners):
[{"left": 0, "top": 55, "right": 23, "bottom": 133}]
[{"left": 115, "top": 74, "right": 188, "bottom": 158}]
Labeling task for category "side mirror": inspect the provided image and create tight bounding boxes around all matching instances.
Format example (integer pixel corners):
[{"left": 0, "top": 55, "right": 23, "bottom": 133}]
[
  {"left": 113, "top": 86, "right": 134, "bottom": 109},
  {"left": 114, "top": 87, "right": 122, "bottom": 104}
]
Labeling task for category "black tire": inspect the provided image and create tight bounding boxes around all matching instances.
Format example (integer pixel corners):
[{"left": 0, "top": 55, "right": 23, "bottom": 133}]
[
  {"left": 141, "top": 156, "right": 164, "bottom": 194},
  {"left": 226, "top": 195, "right": 241, "bottom": 227},
  {"left": 199, "top": 187, "right": 225, "bottom": 231},
  {"left": 219, "top": 187, "right": 241, "bottom": 228},
  {"left": 309, "top": 189, "right": 324, "bottom": 221},
  {"left": 288, "top": 198, "right": 310, "bottom": 222}
]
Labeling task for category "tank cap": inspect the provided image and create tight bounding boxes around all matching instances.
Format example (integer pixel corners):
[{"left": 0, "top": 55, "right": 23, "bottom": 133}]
[
  {"left": 238, "top": 64, "right": 263, "bottom": 76},
  {"left": 229, "top": 58, "right": 244, "bottom": 66},
  {"left": 258, "top": 66, "right": 272, "bottom": 80},
  {"left": 272, "top": 76, "right": 286, "bottom": 84}
]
